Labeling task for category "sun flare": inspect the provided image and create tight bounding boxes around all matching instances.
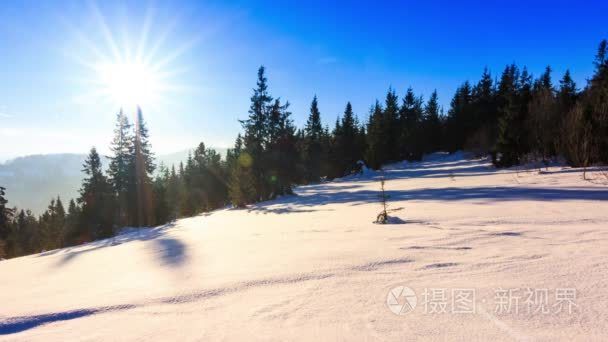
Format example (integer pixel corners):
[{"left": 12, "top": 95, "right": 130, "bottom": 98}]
[
  {"left": 95, "top": 61, "right": 162, "bottom": 110},
  {"left": 68, "top": 3, "right": 196, "bottom": 116}
]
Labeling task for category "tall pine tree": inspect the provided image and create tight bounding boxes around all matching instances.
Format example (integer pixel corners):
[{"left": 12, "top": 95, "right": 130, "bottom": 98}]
[
  {"left": 79, "top": 148, "right": 115, "bottom": 241},
  {"left": 107, "top": 109, "right": 133, "bottom": 226},
  {"left": 303, "top": 96, "right": 324, "bottom": 183}
]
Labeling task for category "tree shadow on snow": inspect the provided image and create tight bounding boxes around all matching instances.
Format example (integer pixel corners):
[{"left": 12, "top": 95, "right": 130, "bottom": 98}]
[
  {"left": 155, "top": 238, "right": 187, "bottom": 266},
  {"left": 0, "top": 305, "right": 136, "bottom": 335},
  {"left": 53, "top": 222, "right": 179, "bottom": 267},
  {"left": 250, "top": 186, "right": 608, "bottom": 213}
]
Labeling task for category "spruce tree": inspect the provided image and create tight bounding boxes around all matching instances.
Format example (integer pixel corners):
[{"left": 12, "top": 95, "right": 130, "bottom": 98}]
[
  {"left": 52, "top": 196, "right": 66, "bottom": 248},
  {"left": 267, "top": 99, "right": 297, "bottom": 196},
  {"left": 383, "top": 88, "right": 400, "bottom": 161},
  {"left": 469, "top": 69, "right": 496, "bottom": 153},
  {"left": 0, "top": 186, "right": 13, "bottom": 258},
  {"left": 131, "top": 107, "right": 156, "bottom": 226},
  {"left": 79, "top": 147, "right": 115, "bottom": 240},
  {"left": 166, "top": 164, "right": 180, "bottom": 220},
  {"left": 229, "top": 135, "right": 256, "bottom": 207},
  {"left": 153, "top": 164, "right": 170, "bottom": 225},
  {"left": 398, "top": 88, "right": 424, "bottom": 160},
  {"left": 588, "top": 40, "right": 608, "bottom": 163},
  {"left": 366, "top": 100, "right": 387, "bottom": 169},
  {"left": 446, "top": 82, "right": 473, "bottom": 152},
  {"left": 303, "top": 96, "right": 324, "bottom": 183},
  {"left": 495, "top": 64, "right": 530, "bottom": 166},
  {"left": 423, "top": 90, "right": 442, "bottom": 153},
  {"left": 556, "top": 70, "right": 579, "bottom": 162},
  {"left": 527, "top": 66, "right": 557, "bottom": 163},
  {"left": 107, "top": 109, "right": 133, "bottom": 226},
  {"left": 240, "top": 66, "right": 273, "bottom": 201},
  {"left": 64, "top": 199, "right": 81, "bottom": 247},
  {"left": 0, "top": 186, "right": 10, "bottom": 240}
]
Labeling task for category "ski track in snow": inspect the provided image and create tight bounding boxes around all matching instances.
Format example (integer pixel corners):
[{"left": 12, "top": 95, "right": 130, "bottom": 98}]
[{"left": 1, "top": 152, "right": 607, "bottom": 341}]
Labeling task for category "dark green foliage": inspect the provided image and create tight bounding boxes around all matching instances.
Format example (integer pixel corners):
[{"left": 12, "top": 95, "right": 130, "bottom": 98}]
[
  {"left": 423, "top": 90, "right": 442, "bottom": 153},
  {"left": 63, "top": 199, "right": 81, "bottom": 247},
  {"left": 495, "top": 65, "right": 532, "bottom": 166},
  {"left": 131, "top": 108, "right": 156, "bottom": 227},
  {"left": 230, "top": 66, "right": 302, "bottom": 203},
  {"left": 107, "top": 110, "right": 133, "bottom": 226},
  {"left": 38, "top": 197, "right": 66, "bottom": 250},
  {"left": 78, "top": 147, "right": 116, "bottom": 241},
  {"left": 228, "top": 134, "right": 256, "bottom": 207},
  {"left": 240, "top": 66, "right": 273, "bottom": 201},
  {"left": 330, "top": 102, "right": 366, "bottom": 175},
  {"left": 153, "top": 164, "right": 171, "bottom": 225},
  {"left": 365, "top": 100, "right": 387, "bottom": 169},
  {"left": 0, "top": 186, "right": 13, "bottom": 258},
  {"left": 302, "top": 96, "right": 324, "bottom": 183},
  {"left": 384, "top": 88, "right": 401, "bottom": 162},
  {"left": 399, "top": 88, "right": 425, "bottom": 160},
  {"left": 527, "top": 66, "right": 558, "bottom": 163}
]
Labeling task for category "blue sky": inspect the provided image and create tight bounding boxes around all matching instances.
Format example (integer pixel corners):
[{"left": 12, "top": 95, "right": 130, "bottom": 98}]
[{"left": 0, "top": 0, "right": 606, "bottom": 161}]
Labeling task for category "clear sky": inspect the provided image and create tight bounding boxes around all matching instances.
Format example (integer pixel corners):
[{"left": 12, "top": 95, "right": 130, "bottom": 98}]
[{"left": 1, "top": 0, "right": 606, "bottom": 161}]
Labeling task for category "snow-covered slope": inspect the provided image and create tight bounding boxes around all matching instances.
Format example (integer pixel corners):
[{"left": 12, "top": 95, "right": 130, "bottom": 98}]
[{"left": 1, "top": 154, "right": 607, "bottom": 341}]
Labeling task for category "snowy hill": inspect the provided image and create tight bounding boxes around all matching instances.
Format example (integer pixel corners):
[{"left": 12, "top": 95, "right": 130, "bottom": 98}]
[{"left": 1, "top": 153, "right": 607, "bottom": 341}]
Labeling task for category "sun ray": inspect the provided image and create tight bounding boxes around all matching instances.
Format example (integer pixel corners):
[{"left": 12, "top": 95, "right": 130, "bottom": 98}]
[
  {"left": 66, "top": 2, "right": 200, "bottom": 117},
  {"left": 136, "top": 6, "right": 155, "bottom": 63},
  {"left": 90, "top": 1, "right": 122, "bottom": 63},
  {"left": 143, "top": 16, "right": 179, "bottom": 66},
  {"left": 151, "top": 35, "right": 201, "bottom": 71}
]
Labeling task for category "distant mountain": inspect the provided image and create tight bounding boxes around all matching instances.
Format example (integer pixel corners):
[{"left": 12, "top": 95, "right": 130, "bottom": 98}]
[{"left": 0, "top": 148, "right": 227, "bottom": 215}]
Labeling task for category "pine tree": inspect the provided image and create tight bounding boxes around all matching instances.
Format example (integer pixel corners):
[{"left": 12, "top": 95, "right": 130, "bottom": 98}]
[
  {"left": 166, "top": 164, "right": 180, "bottom": 220},
  {"left": 527, "top": 66, "right": 557, "bottom": 163},
  {"left": 20, "top": 209, "right": 40, "bottom": 254},
  {"left": 0, "top": 186, "right": 10, "bottom": 240},
  {"left": 557, "top": 70, "right": 577, "bottom": 112},
  {"left": 179, "top": 152, "right": 196, "bottom": 216},
  {"left": 398, "top": 88, "right": 425, "bottom": 160},
  {"left": 588, "top": 40, "right": 608, "bottom": 163},
  {"left": 446, "top": 82, "right": 473, "bottom": 152},
  {"left": 131, "top": 107, "right": 156, "bottom": 226},
  {"left": 383, "top": 88, "right": 401, "bottom": 161},
  {"left": 52, "top": 196, "right": 66, "bottom": 248},
  {"left": 240, "top": 66, "right": 273, "bottom": 201},
  {"left": 332, "top": 102, "right": 362, "bottom": 174},
  {"left": 0, "top": 186, "right": 13, "bottom": 258},
  {"left": 107, "top": 109, "right": 133, "bottom": 226},
  {"left": 556, "top": 70, "right": 579, "bottom": 163},
  {"left": 267, "top": 99, "right": 297, "bottom": 196},
  {"left": 366, "top": 100, "right": 387, "bottom": 169},
  {"left": 303, "top": 96, "right": 324, "bottom": 183},
  {"left": 79, "top": 147, "right": 115, "bottom": 241},
  {"left": 153, "top": 164, "right": 171, "bottom": 225},
  {"left": 495, "top": 64, "right": 531, "bottom": 166},
  {"left": 423, "top": 90, "right": 442, "bottom": 153},
  {"left": 64, "top": 199, "right": 81, "bottom": 247},
  {"left": 469, "top": 69, "right": 496, "bottom": 153},
  {"left": 229, "top": 135, "right": 256, "bottom": 207}
]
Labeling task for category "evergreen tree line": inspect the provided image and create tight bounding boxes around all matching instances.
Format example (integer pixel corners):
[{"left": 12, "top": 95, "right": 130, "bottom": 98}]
[{"left": 1, "top": 40, "right": 607, "bottom": 259}]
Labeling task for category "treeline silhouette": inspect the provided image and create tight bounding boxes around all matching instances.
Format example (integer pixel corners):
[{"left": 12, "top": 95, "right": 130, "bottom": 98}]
[{"left": 1, "top": 39, "right": 607, "bottom": 259}]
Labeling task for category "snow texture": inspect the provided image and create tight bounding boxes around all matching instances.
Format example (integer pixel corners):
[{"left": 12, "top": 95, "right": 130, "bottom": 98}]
[{"left": 1, "top": 153, "right": 607, "bottom": 341}]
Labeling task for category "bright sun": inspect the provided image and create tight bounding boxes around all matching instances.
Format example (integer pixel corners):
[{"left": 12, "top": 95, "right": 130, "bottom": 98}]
[
  {"left": 70, "top": 3, "right": 194, "bottom": 115},
  {"left": 95, "top": 61, "right": 162, "bottom": 110}
]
